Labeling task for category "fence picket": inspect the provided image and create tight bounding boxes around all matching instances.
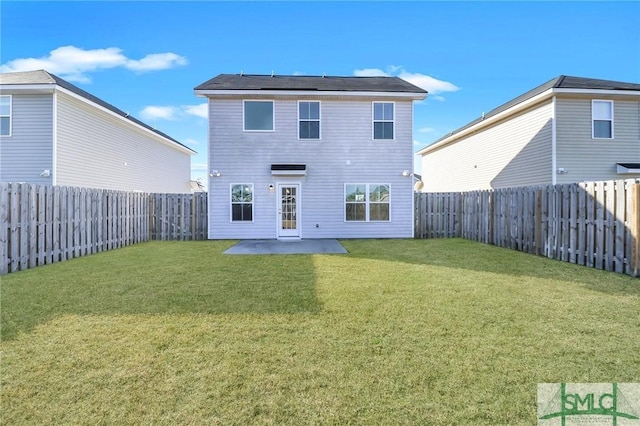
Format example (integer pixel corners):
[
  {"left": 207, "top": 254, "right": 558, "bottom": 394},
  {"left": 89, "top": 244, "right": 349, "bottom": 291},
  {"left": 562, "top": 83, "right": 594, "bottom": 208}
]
[
  {"left": 414, "top": 178, "right": 640, "bottom": 277},
  {"left": 0, "top": 183, "right": 8, "bottom": 274},
  {"left": 1, "top": 184, "right": 208, "bottom": 275}
]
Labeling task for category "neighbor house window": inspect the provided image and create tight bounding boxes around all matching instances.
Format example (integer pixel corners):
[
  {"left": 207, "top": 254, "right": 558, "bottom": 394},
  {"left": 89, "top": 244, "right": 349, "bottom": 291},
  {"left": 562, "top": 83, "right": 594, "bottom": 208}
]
[
  {"left": 231, "top": 184, "right": 253, "bottom": 222},
  {"left": 373, "top": 102, "right": 394, "bottom": 139},
  {"left": 0, "top": 96, "right": 11, "bottom": 137},
  {"left": 345, "top": 184, "right": 390, "bottom": 222},
  {"left": 299, "top": 101, "right": 320, "bottom": 139},
  {"left": 244, "top": 101, "right": 274, "bottom": 131},
  {"left": 592, "top": 100, "right": 613, "bottom": 139}
]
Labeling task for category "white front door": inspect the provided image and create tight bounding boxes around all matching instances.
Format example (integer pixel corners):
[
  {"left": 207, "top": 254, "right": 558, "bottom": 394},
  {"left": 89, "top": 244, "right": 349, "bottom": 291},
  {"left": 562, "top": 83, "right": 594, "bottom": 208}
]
[{"left": 278, "top": 183, "right": 300, "bottom": 238}]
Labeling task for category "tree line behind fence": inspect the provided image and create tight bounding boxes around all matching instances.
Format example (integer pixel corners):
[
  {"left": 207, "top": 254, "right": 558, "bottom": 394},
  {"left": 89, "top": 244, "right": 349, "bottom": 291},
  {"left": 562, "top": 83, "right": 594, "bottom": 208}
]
[
  {"left": 0, "top": 183, "right": 207, "bottom": 275},
  {"left": 415, "top": 178, "right": 640, "bottom": 277}
]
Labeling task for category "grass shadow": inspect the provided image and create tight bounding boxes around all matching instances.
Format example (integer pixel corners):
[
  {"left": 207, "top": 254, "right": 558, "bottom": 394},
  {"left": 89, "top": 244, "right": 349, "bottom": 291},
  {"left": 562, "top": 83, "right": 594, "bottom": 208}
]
[
  {"left": 1, "top": 241, "right": 321, "bottom": 341},
  {"left": 340, "top": 238, "right": 640, "bottom": 296}
]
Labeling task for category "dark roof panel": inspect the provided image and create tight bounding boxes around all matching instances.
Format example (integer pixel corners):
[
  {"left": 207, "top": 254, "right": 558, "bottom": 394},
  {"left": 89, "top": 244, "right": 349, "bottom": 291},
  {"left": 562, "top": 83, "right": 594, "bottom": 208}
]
[
  {"left": 195, "top": 74, "right": 427, "bottom": 94},
  {"left": 555, "top": 75, "right": 640, "bottom": 91}
]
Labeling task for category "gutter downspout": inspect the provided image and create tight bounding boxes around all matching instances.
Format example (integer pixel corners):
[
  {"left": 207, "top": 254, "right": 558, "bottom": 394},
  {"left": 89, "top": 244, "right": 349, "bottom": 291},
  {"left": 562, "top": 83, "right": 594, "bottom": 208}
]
[
  {"left": 52, "top": 90, "right": 58, "bottom": 186},
  {"left": 551, "top": 95, "right": 557, "bottom": 185}
]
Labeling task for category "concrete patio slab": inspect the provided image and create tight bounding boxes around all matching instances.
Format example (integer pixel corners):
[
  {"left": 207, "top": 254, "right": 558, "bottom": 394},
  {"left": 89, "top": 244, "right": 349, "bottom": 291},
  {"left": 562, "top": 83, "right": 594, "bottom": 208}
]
[{"left": 223, "top": 239, "right": 348, "bottom": 255}]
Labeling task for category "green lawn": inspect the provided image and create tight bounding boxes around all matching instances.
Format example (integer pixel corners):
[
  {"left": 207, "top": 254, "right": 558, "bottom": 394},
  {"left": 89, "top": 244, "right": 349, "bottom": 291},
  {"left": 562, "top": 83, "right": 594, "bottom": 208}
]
[{"left": 1, "top": 239, "right": 639, "bottom": 425}]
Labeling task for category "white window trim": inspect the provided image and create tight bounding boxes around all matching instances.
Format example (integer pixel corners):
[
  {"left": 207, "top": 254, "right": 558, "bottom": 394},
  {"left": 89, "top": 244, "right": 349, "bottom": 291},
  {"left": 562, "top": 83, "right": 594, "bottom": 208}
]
[
  {"left": 372, "top": 101, "right": 395, "bottom": 140},
  {"left": 230, "top": 183, "right": 254, "bottom": 223},
  {"left": 344, "top": 183, "right": 391, "bottom": 222},
  {"left": 243, "top": 100, "right": 275, "bottom": 132},
  {"left": 591, "top": 99, "right": 614, "bottom": 139},
  {"left": 0, "top": 95, "right": 12, "bottom": 137},
  {"left": 297, "top": 100, "right": 321, "bottom": 140}
]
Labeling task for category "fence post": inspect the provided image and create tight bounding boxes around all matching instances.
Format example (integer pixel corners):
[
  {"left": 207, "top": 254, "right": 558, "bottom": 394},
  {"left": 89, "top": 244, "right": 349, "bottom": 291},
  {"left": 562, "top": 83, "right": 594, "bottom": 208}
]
[
  {"left": 631, "top": 183, "right": 640, "bottom": 277},
  {"left": 535, "top": 189, "right": 543, "bottom": 256}
]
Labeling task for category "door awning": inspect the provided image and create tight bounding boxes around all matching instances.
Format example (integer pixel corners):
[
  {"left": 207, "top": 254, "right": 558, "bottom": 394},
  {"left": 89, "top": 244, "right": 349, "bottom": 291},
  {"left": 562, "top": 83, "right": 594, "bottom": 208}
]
[
  {"left": 616, "top": 163, "right": 640, "bottom": 174},
  {"left": 271, "top": 164, "right": 307, "bottom": 176}
]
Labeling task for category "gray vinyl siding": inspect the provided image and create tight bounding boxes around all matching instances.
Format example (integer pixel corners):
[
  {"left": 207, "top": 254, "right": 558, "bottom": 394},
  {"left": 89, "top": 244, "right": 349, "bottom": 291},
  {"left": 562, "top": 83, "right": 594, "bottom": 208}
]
[
  {"left": 0, "top": 94, "right": 54, "bottom": 184},
  {"left": 208, "top": 97, "right": 415, "bottom": 239},
  {"left": 420, "top": 101, "right": 553, "bottom": 192},
  {"left": 555, "top": 97, "right": 640, "bottom": 183},
  {"left": 56, "top": 92, "right": 192, "bottom": 193}
]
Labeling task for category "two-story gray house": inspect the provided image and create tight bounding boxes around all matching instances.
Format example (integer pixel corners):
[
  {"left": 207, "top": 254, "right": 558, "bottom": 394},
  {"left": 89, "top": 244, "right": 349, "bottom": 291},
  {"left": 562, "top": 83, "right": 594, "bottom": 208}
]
[
  {"left": 194, "top": 74, "right": 427, "bottom": 239},
  {"left": 417, "top": 75, "right": 640, "bottom": 192},
  {"left": 0, "top": 70, "right": 195, "bottom": 193}
]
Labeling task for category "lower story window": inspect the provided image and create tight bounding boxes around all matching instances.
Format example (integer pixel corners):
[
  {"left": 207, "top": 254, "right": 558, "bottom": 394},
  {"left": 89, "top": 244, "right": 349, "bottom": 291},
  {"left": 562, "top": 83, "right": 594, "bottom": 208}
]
[
  {"left": 231, "top": 184, "right": 253, "bottom": 222},
  {"left": 345, "top": 183, "right": 390, "bottom": 221}
]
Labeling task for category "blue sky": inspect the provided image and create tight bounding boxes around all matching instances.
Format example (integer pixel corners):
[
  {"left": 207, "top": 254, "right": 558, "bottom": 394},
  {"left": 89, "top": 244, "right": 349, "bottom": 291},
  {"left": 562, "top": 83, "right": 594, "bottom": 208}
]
[{"left": 2, "top": 1, "right": 639, "bottom": 183}]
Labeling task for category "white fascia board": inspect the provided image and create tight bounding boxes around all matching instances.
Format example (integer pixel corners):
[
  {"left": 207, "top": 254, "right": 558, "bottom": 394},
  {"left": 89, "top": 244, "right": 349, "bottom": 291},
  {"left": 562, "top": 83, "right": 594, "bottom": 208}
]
[
  {"left": 55, "top": 85, "right": 196, "bottom": 156},
  {"left": 0, "top": 84, "right": 56, "bottom": 94},
  {"left": 552, "top": 88, "right": 640, "bottom": 97},
  {"left": 195, "top": 89, "right": 426, "bottom": 100},
  {"left": 417, "top": 88, "right": 556, "bottom": 156}
]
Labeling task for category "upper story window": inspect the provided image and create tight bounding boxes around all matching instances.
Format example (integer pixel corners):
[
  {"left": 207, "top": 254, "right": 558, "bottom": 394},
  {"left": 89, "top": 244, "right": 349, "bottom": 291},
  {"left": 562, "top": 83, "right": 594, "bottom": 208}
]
[
  {"left": 373, "top": 102, "right": 394, "bottom": 140},
  {"left": 299, "top": 101, "right": 320, "bottom": 139},
  {"left": 592, "top": 100, "right": 613, "bottom": 139},
  {"left": 345, "top": 183, "right": 390, "bottom": 222},
  {"left": 244, "top": 101, "right": 274, "bottom": 131},
  {"left": 0, "top": 95, "right": 11, "bottom": 137},
  {"left": 231, "top": 184, "right": 253, "bottom": 222}
]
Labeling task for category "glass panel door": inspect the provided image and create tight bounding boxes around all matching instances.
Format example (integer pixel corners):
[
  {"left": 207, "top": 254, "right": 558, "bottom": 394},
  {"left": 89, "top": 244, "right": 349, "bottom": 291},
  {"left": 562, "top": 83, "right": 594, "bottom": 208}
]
[{"left": 278, "top": 184, "right": 300, "bottom": 238}]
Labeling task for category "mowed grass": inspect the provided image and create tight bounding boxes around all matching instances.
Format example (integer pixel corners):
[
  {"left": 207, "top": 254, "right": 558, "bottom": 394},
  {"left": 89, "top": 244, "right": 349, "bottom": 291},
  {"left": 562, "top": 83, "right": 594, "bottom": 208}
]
[{"left": 1, "top": 239, "right": 639, "bottom": 425}]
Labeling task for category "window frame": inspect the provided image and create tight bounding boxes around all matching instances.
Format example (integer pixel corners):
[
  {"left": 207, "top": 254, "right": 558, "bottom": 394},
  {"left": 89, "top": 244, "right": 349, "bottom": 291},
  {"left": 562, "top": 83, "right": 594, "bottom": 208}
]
[
  {"left": 298, "top": 100, "right": 321, "bottom": 140},
  {"left": 592, "top": 100, "right": 614, "bottom": 139},
  {"left": 230, "top": 183, "right": 254, "bottom": 223},
  {"left": 372, "top": 101, "right": 395, "bottom": 140},
  {"left": 344, "top": 183, "right": 391, "bottom": 222},
  {"left": 243, "top": 100, "right": 274, "bottom": 132},
  {"left": 0, "top": 95, "right": 12, "bottom": 137}
]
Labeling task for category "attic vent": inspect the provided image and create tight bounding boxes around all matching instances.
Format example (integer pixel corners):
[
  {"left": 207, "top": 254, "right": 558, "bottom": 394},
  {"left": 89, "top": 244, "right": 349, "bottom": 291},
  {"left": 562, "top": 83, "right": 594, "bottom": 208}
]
[{"left": 271, "top": 164, "right": 306, "bottom": 176}]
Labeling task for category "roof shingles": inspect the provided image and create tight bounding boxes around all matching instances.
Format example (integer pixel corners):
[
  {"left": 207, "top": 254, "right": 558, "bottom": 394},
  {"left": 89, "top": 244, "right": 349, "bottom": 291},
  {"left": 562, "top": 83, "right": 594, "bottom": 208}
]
[{"left": 194, "top": 73, "right": 427, "bottom": 93}]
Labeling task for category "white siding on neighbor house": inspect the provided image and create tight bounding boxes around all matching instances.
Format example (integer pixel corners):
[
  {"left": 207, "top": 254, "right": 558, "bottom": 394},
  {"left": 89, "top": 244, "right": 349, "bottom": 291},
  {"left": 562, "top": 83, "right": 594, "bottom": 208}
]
[
  {"left": 420, "top": 100, "right": 554, "bottom": 192},
  {"left": 55, "top": 91, "right": 192, "bottom": 193},
  {"left": 0, "top": 94, "right": 54, "bottom": 184},
  {"left": 208, "top": 97, "right": 415, "bottom": 239},
  {"left": 555, "top": 97, "right": 640, "bottom": 183}
]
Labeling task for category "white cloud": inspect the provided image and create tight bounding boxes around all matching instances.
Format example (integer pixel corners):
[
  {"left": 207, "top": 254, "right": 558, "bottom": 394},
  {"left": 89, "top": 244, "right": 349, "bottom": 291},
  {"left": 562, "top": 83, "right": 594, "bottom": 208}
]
[
  {"left": 0, "top": 45, "right": 187, "bottom": 83},
  {"left": 353, "top": 66, "right": 460, "bottom": 98},
  {"left": 183, "top": 103, "right": 208, "bottom": 119},
  {"left": 419, "top": 127, "right": 435, "bottom": 133},
  {"left": 353, "top": 68, "right": 389, "bottom": 77},
  {"left": 125, "top": 52, "right": 187, "bottom": 72},
  {"left": 140, "top": 106, "right": 179, "bottom": 121},
  {"left": 140, "top": 104, "right": 208, "bottom": 121}
]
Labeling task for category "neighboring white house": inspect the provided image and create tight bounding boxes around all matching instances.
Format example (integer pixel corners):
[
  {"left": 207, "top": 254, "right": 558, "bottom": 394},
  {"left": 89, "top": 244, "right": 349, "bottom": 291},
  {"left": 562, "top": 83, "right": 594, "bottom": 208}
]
[
  {"left": 417, "top": 75, "right": 640, "bottom": 192},
  {"left": 194, "top": 73, "right": 427, "bottom": 239},
  {"left": 0, "top": 70, "right": 196, "bottom": 193}
]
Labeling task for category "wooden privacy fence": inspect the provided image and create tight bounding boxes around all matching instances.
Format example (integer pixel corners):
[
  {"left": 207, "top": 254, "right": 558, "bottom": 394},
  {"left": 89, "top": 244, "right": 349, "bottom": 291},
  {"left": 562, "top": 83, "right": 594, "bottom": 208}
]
[
  {"left": 0, "top": 183, "right": 208, "bottom": 275},
  {"left": 415, "top": 179, "right": 640, "bottom": 277}
]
